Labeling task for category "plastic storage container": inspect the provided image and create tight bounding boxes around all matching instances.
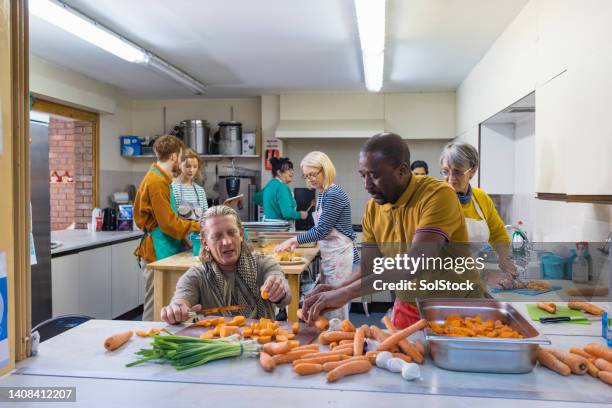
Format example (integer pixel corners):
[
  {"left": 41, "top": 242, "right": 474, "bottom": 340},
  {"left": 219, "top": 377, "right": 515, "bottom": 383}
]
[
  {"left": 540, "top": 252, "right": 575, "bottom": 279},
  {"left": 120, "top": 136, "right": 142, "bottom": 156}
]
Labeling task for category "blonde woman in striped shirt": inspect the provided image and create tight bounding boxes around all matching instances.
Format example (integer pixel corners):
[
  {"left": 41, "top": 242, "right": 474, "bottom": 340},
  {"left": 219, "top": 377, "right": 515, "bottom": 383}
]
[{"left": 172, "top": 148, "right": 208, "bottom": 221}]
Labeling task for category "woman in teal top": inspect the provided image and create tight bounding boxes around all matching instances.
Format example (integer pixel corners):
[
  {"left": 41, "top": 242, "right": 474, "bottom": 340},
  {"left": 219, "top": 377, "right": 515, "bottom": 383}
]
[{"left": 254, "top": 157, "right": 308, "bottom": 221}]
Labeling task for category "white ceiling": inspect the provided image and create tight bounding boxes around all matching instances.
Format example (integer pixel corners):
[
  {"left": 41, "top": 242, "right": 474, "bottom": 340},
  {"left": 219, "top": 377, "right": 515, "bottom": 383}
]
[{"left": 29, "top": 0, "right": 528, "bottom": 98}]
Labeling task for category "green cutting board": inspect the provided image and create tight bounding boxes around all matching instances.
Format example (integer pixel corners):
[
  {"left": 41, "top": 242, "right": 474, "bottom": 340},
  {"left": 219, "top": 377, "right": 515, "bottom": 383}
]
[{"left": 526, "top": 304, "right": 590, "bottom": 325}]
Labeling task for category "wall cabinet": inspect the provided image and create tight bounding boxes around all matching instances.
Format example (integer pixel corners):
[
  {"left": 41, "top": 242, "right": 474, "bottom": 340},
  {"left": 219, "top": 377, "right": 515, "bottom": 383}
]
[
  {"left": 479, "top": 123, "right": 515, "bottom": 195},
  {"left": 534, "top": 72, "right": 570, "bottom": 194},
  {"left": 51, "top": 239, "right": 142, "bottom": 319}
]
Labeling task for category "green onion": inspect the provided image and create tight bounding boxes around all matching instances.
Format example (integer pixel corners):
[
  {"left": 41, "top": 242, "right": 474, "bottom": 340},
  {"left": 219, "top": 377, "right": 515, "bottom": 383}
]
[{"left": 126, "top": 333, "right": 259, "bottom": 370}]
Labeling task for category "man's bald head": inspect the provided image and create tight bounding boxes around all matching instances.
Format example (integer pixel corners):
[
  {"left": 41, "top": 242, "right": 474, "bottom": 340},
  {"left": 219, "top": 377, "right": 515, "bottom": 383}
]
[
  {"left": 360, "top": 133, "right": 410, "bottom": 167},
  {"left": 358, "top": 133, "right": 412, "bottom": 205}
]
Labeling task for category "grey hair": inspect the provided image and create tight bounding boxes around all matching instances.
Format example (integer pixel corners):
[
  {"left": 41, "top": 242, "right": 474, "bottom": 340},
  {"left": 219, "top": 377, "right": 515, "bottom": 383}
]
[
  {"left": 198, "top": 205, "right": 249, "bottom": 263},
  {"left": 439, "top": 142, "right": 479, "bottom": 171}
]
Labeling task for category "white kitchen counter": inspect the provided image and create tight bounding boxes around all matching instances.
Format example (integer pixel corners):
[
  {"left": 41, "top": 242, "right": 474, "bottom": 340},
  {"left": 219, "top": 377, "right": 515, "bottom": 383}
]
[
  {"left": 0, "top": 374, "right": 604, "bottom": 408},
  {"left": 5, "top": 309, "right": 611, "bottom": 405},
  {"left": 51, "top": 229, "right": 143, "bottom": 256}
]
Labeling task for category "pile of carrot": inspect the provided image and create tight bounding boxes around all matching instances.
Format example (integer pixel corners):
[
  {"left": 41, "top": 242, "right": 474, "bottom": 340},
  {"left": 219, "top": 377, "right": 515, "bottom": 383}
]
[
  {"left": 537, "top": 343, "right": 612, "bottom": 386},
  {"left": 259, "top": 317, "right": 428, "bottom": 383},
  {"left": 198, "top": 316, "right": 299, "bottom": 344}
]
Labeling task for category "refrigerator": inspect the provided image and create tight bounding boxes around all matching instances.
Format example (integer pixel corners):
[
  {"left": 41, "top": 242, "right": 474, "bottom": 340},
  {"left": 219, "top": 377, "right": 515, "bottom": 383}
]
[{"left": 30, "top": 112, "right": 52, "bottom": 326}]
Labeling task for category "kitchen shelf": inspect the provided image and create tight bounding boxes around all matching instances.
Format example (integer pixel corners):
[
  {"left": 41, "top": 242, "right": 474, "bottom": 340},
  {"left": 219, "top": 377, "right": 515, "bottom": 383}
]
[{"left": 123, "top": 154, "right": 260, "bottom": 160}]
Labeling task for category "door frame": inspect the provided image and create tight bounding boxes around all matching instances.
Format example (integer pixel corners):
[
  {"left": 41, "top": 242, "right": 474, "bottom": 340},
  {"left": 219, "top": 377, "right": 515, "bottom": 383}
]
[
  {"left": 1, "top": 0, "right": 30, "bottom": 368},
  {"left": 31, "top": 98, "right": 101, "bottom": 207}
]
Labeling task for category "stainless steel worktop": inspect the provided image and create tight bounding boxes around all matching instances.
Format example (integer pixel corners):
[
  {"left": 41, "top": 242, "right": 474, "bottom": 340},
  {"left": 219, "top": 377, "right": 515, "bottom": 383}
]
[
  {"left": 50, "top": 229, "right": 143, "bottom": 256},
  {"left": 6, "top": 303, "right": 611, "bottom": 406}
]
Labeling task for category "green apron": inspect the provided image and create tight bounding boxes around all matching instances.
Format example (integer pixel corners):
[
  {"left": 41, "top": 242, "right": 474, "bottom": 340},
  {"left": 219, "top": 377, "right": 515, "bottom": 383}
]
[{"left": 148, "top": 166, "right": 183, "bottom": 260}]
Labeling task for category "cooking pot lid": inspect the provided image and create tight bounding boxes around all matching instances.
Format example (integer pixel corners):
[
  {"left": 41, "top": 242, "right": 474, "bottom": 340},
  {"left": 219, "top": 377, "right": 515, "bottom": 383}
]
[
  {"left": 180, "top": 119, "right": 210, "bottom": 126},
  {"left": 218, "top": 121, "right": 242, "bottom": 127}
]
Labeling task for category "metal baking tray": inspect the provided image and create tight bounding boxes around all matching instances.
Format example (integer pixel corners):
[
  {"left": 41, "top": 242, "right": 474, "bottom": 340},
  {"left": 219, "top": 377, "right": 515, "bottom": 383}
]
[
  {"left": 253, "top": 233, "right": 317, "bottom": 248},
  {"left": 417, "top": 298, "right": 550, "bottom": 374}
]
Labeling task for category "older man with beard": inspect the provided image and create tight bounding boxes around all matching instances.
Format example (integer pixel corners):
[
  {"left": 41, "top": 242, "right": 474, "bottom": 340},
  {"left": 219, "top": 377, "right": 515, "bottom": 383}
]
[
  {"left": 303, "top": 133, "right": 484, "bottom": 328},
  {"left": 134, "top": 135, "right": 200, "bottom": 321}
]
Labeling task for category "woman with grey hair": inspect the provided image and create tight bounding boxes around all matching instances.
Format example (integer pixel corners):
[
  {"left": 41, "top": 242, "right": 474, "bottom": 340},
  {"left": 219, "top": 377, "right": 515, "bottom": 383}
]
[{"left": 439, "top": 142, "right": 519, "bottom": 289}]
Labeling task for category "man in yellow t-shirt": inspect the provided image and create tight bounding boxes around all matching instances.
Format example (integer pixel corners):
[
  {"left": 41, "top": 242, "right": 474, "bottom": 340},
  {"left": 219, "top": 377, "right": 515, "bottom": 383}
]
[{"left": 303, "top": 133, "right": 483, "bottom": 328}]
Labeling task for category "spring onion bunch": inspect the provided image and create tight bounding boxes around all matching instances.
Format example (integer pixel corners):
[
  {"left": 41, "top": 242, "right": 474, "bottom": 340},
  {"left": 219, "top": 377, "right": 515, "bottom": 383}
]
[{"left": 126, "top": 334, "right": 259, "bottom": 370}]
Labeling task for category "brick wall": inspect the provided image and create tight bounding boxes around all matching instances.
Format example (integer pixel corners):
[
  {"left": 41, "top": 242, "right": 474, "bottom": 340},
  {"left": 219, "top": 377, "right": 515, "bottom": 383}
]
[{"left": 49, "top": 117, "right": 94, "bottom": 231}]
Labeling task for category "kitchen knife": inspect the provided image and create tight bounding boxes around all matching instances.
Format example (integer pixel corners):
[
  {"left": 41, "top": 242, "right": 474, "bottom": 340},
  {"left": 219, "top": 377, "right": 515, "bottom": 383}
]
[
  {"left": 187, "top": 305, "right": 248, "bottom": 320},
  {"left": 539, "top": 315, "right": 599, "bottom": 323}
]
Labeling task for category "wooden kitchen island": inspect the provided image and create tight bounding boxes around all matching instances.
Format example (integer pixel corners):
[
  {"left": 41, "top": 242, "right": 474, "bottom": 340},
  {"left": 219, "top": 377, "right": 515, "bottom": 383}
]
[{"left": 148, "top": 246, "right": 320, "bottom": 322}]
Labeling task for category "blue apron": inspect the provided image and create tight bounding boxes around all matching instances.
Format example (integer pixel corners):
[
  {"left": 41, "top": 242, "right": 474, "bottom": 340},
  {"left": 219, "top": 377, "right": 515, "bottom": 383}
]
[{"left": 148, "top": 166, "right": 183, "bottom": 260}]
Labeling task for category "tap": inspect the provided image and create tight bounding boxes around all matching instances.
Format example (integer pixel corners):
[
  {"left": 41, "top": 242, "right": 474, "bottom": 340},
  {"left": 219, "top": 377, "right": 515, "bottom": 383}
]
[{"left": 598, "top": 232, "right": 612, "bottom": 256}]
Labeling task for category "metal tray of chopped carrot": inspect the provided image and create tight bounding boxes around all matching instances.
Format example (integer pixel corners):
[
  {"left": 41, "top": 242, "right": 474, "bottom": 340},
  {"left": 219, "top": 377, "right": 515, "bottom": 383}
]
[{"left": 417, "top": 298, "right": 550, "bottom": 374}]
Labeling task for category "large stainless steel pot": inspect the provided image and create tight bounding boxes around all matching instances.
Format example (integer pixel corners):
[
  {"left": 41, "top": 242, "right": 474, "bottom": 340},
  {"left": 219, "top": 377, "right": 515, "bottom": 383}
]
[
  {"left": 180, "top": 119, "right": 210, "bottom": 154},
  {"left": 215, "top": 121, "right": 242, "bottom": 155}
]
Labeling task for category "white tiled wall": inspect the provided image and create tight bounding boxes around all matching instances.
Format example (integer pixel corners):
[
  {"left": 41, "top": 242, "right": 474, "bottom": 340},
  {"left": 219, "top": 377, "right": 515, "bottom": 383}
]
[{"left": 285, "top": 138, "right": 451, "bottom": 224}]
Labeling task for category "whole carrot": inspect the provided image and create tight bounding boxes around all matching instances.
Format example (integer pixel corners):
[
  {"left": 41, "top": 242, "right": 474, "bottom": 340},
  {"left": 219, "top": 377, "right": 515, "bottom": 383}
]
[
  {"left": 353, "top": 326, "right": 365, "bottom": 356},
  {"left": 368, "top": 325, "right": 388, "bottom": 343},
  {"left": 259, "top": 351, "right": 276, "bottom": 372},
  {"left": 377, "top": 319, "right": 427, "bottom": 352},
  {"left": 382, "top": 317, "right": 423, "bottom": 363},
  {"left": 321, "top": 331, "right": 355, "bottom": 343},
  {"left": 322, "top": 356, "right": 368, "bottom": 372},
  {"left": 585, "top": 343, "right": 612, "bottom": 362},
  {"left": 547, "top": 348, "right": 587, "bottom": 374},
  {"left": 263, "top": 341, "right": 292, "bottom": 356},
  {"left": 537, "top": 348, "right": 571, "bottom": 376},
  {"left": 293, "top": 363, "right": 323, "bottom": 376},
  {"left": 292, "top": 344, "right": 320, "bottom": 352},
  {"left": 293, "top": 354, "right": 347, "bottom": 366},
  {"left": 599, "top": 371, "right": 612, "bottom": 386},
  {"left": 569, "top": 347, "right": 595, "bottom": 361},
  {"left": 273, "top": 349, "right": 315, "bottom": 364},
  {"left": 393, "top": 353, "right": 413, "bottom": 363},
  {"left": 586, "top": 360, "right": 600, "bottom": 378},
  {"left": 326, "top": 360, "right": 372, "bottom": 382},
  {"left": 594, "top": 358, "right": 612, "bottom": 372},
  {"left": 104, "top": 331, "right": 133, "bottom": 351},
  {"left": 414, "top": 340, "right": 425, "bottom": 355},
  {"left": 301, "top": 349, "right": 353, "bottom": 359},
  {"left": 342, "top": 320, "right": 356, "bottom": 332}
]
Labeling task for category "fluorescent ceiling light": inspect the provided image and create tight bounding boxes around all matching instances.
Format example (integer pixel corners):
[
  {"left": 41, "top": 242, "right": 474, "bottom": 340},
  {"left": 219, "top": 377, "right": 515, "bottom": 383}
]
[
  {"left": 147, "top": 56, "right": 207, "bottom": 95},
  {"left": 354, "top": 0, "right": 386, "bottom": 92},
  {"left": 30, "top": 0, "right": 147, "bottom": 63},
  {"left": 362, "top": 52, "right": 384, "bottom": 92},
  {"left": 29, "top": 0, "right": 207, "bottom": 94}
]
